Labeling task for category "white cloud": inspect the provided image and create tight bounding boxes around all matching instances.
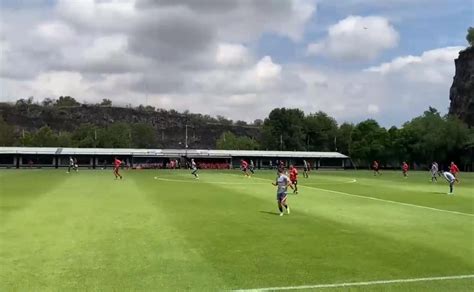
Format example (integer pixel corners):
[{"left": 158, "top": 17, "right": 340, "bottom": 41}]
[
  {"left": 307, "top": 15, "right": 399, "bottom": 61},
  {"left": 367, "top": 104, "right": 380, "bottom": 114},
  {"left": 216, "top": 43, "right": 250, "bottom": 66},
  {"left": 365, "top": 46, "right": 463, "bottom": 83}
]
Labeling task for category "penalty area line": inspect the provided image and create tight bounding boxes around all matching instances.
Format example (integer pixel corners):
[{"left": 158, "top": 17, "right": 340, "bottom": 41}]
[{"left": 232, "top": 274, "right": 474, "bottom": 291}]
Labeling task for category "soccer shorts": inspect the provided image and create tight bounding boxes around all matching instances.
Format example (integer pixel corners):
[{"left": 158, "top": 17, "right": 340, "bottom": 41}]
[{"left": 277, "top": 192, "right": 287, "bottom": 202}]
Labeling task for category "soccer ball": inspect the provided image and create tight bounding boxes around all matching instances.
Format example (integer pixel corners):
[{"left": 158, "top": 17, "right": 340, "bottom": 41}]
[{"left": 154, "top": 176, "right": 158, "bottom": 180}]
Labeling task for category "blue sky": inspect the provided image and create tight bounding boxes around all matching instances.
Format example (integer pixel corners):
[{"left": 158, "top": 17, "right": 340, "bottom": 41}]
[{"left": 0, "top": 0, "right": 472, "bottom": 127}]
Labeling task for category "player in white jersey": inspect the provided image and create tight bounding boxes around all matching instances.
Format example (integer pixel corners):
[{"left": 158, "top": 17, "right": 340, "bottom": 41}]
[
  {"left": 303, "top": 160, "right": 309, "bottom": 178},
  {"left": 190, "top": 159, "right": 199, "bottom": 179},
  {"left": 442, "top": 171, "right": 455, "bottom": 195},
  {"left": 272, "top": 169, "right": 294, "bottom": 216},
  {"left": 67, "top": 156, "right": 78, "bottom": 173},
  {"left": 430, "top": 162, "right": 438, "bottom": 182}
]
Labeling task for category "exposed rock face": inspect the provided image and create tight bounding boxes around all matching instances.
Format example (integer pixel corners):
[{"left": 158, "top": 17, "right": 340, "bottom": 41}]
[
  {"left": 449, "top": 46, "right": 474, "bottom": 127},
  {"left": 0, "top": 104, "right": 261, "bottom": 149}
]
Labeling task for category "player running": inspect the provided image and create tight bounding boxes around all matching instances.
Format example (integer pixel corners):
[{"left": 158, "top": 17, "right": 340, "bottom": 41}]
[
  {"left": 289, "top": 165, "right": 298, "bottom": 194},
  {"left": 372, "top": 160, "right": 381, "bottom": 176},
  {"left": 430, "top": 161, "right": 439, "bottom": 182},
  {"left": 67, "top": 156, "right": 78, "bottom": 173},
  {"left": 272, "top": 169, "right": 293, "bottom": 216},
  {"left": 249, "top": 160, "right": 255, "bottom": 174},
  {"left": 113, "top": 157, "right": 123, "bottom": 180},
  {"left": 278, "top": 160, "right": 285, "bottom": 174},
  {"left": 402, "top": 161, "right": 409, "bottom": 178},
  {"left": 190, "top": 159, "right": 199, "bottom": 179},
  {"left": 241, "top": 159, "right": 250, "bottom": 177},
  {"left": 450, "top": 161, "right": 460, "bottom": 183},
  {"left": 442, "top": 171, "right": 456, "bottom": 195},
  {"left": 303, "top": 160, "right": 309, "bottom": 178}
]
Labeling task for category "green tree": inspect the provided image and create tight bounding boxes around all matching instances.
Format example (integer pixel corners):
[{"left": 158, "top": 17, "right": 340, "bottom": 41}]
[
  {"left": 467, "top": 27, "right": 474, "bottom": 46},
  {"left": 351, "top": 119, "right": 388, "bottom": 165},
  {"left": 262, "top": 108, "right": 305, "bottom": 150},
  {"left": 72, "top": 123, "right": 97, "bottom": 147},
  {"left": 31, "top": 126, "right": 57, "bottom": 147},
  {"left": 304, "top": 111, "right": 338, "bottom": 151},
  {"left": 0, "top": 117, "right": 16, "bottom": 146},
  {"left": 216, "top": 131, "right": 259, "bottom": 150},
  {"left": 99, "top": 99, "right": 112, "bottom": 106},
  {"left": 96, "top": 123, "right": 131, "bottom": 148},
  {"left": 57, "top": 132, "right": 73, "bottom": 147},
  {"left": 55, "top": 96, "right": 80, "bottom": 107},
  {"left": 336, "top": 123, "right": 354, "bottom": 155},
  {"left": 131, "top": 123, "right": 157, "bottom": 148}
]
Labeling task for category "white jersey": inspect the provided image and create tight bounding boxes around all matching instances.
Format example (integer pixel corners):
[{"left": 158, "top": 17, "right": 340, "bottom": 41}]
[
  {"left": 276, "top": 174, "right": 290, "bottom": 194},
  {"left": 191, "top": 161, "right": 197, "bottom": 169},
  {"left": 443, "top": 171, "right": 455, "bottom": 182},
  {"left": 431, "top": 163, "right": 438, "bottom": 173}
]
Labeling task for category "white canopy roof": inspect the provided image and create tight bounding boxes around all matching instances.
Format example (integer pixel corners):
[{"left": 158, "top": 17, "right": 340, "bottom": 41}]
[{"left": 0, "top": 147, "right": 348, "bottom": 159}]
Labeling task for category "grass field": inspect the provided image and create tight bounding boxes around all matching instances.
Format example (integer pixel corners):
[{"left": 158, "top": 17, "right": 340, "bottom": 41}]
[{"left": 1, "top": 169, "right": 473, "bottom": 291}]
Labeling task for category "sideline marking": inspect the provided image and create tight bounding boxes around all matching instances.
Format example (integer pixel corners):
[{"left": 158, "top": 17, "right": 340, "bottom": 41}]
[
  {"left": 240, "top": 175, "right": 474, "bottom": 217},
  {"left": 233, "top": 274, "right": 474, "bottom": 291}
]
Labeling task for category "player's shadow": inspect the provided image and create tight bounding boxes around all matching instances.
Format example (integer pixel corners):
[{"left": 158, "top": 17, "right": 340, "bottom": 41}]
[{"left": 259, "top": 211, "right": 281, "bottom": 216}]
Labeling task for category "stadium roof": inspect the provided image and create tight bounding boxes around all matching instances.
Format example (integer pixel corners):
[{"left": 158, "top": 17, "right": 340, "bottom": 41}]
[{"left": 0, "top": 147, "right": 348, "bottom": 159}]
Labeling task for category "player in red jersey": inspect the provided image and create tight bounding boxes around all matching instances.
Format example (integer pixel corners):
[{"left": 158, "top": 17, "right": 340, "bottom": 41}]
[
  {"left": 450, "top": 161, "right": 460, "bottom": 182},
  {"left": 372, "top": 160, "right": 381, "bottom": 176},
  {"left": 113, "top": 157, "right": 123, "bottom": 180},
  {"left": 289, "top": 165, "right": 298, "bottom": 194},
  {"left": 402, "top": 161, "right": 409, "bottom": 178},
  {"left": 241, "top": 159, "right": 250, "bottom": 177}
]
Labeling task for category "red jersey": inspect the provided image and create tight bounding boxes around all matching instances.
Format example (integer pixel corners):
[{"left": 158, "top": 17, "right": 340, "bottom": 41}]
[
  {"left": 241, "top": 161, "right": 248, "bottom": 168},
  {"left": 402, "top": 163, "right": 409, "bottom": 171},
  {"left": 373, "top": 161, "right": 379, "bottom": 169},
  {"left": 450, "top": 164, "right": 459, "bottom": 174},
  {"left": 114, "top": 159, "right": 122, "bottom": 168},
  {"left": 289, "top": 168, "right": 298, "bottom": 182}
]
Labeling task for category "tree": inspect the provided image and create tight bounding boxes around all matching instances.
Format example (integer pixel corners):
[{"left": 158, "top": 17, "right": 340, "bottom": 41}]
[
  {"left": 304, "top": 111, "right": 338, "bottom": 151},
  {"left": 31, "top": 126, "right": 57, "bottom": 147},
  {"left": 57, "top": 132, "right": 72, "bottom": 147},
  {"left": 55, "top": 96, "right": 80, "bottom": 107},
  {"left": 0, "top": 117, "right": 16, "bottom": 146},
  {"left": 41, "top": 98, "right": 54, "bottom": 107},
  {"left": 350, "top": 119, "right": 388, "bottom": 166},
  {"left": 99, "top": 99, "right": 112, "bottom": 106},
  {"left": 216, "top": 131, "right": 259, "bottom": 150},
  {"left": 262, "top": 108, "right": 305, "bottom": 150},
  {"left": 336, "top": 123, "right": 354, "bottom": 155},
  {"left": 96, "top": 123, "right": 131, "bottom": 148},
  {"left": 131, "top": 123, "right": 157, "bottom": 148},
  {"left": 72, "top": 123, "right": 97, "bottom": 148},
  {"left": 467, "top": 27, "right": 474, "bottom": 46}
]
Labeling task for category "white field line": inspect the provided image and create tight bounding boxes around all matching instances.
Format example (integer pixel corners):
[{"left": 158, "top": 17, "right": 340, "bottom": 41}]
[
  {"left": 155, "top": 177, "right": 268, "bottom": 185},
  {"left": 239, "top": 175, "right": 474, "bottom": 218},
  {"left": 232, "top": 274, "right": 474, "bottom": 291}
]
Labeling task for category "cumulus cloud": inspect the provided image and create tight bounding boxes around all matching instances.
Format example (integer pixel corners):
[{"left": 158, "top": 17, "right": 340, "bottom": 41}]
[
  {"left": 216, "top": 43, "right": 250, "bottom": 66},
  {"left": 307, "top": 15, "right": 399, "bottom": 61}
]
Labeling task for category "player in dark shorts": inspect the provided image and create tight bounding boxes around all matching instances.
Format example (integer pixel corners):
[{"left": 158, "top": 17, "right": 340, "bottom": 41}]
[
  {"left": 113, "top": 157, "right": 123, "bottom": 179},
  {"left": 289, "top": 165, "right": 298, "bottom": 194},
  {"left": 249, "top": 160, "right": 255, "bottom": 174},
  {"left": 190, "top": 159, "right": 199, "bottom": 179},
  {"left": 372, "top": 160, "right": 381, "bottom": 176},
  {"left": 241, "top": 159, "right": 250, "bottom": 177}
]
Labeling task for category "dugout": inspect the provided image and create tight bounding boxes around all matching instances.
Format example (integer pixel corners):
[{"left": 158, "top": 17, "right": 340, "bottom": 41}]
[{"left": 0, "top": 147, "right": 350, "bottom": 170}]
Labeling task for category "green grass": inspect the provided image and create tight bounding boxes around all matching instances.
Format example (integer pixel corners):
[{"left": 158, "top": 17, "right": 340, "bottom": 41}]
[{"left": 0, "top": 169, "right": 473, "bottom": 291}]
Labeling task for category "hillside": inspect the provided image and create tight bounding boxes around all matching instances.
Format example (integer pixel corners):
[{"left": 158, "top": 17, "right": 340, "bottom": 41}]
[{"left": 0, "top": 102, "right": 261, "bottom": 149}]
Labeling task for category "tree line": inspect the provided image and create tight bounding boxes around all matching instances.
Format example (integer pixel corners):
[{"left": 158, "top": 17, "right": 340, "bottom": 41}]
[{"left": 1, "top": 99, "right": 472, "bottom": 170}]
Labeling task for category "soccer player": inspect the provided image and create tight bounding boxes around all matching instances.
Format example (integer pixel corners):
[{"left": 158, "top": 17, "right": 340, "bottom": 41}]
[
  {"left": 430, "top": 161, "right": 438, "bottom": 182},
  {"left": 272, "top": 169, "right": 293, "bottom": 216},
  {"left": 289, "top": 165, "right": 298, "bottom": 194},
  {"left": 249, "top": 160, "right": 255, "bottom": 174},
  {"left": 303, "top": 159, "right": 309, "bottom": 178},
  {"left": 278, "top": 160, "right": 285, "bottom": 174},
  {"left": 442, "top": 171, "right": 456, "bottom": 195},
  {"left": 241, "top": 159, "right": 250, "bottom": 177},
  {"left": 402, "top": 161, "right": 409, "bottom": 178},
  {"left": 67, "top": 156, "right": 78, "bottom": 173},
  {"left": 113, "top": 157, "right": 123, "bottom": 180},
  {"left": 190, "top": 159, "right": 199, "bottom": 179},
  {"left": 450, "top": 161, "right": 460, "bottom": 183},
  {"left": 372, "top": 160, "right": 381, "bottom": 176}
]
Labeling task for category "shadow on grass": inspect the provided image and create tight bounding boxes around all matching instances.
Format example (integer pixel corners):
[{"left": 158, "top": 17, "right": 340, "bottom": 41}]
[{"left": 259, "top": 210, "right": 280, "bottom": 216}]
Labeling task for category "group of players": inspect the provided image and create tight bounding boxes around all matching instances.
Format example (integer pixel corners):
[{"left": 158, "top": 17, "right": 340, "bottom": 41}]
[{"left": 372, "top": 160, "right": 460, "bottom": 195}]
